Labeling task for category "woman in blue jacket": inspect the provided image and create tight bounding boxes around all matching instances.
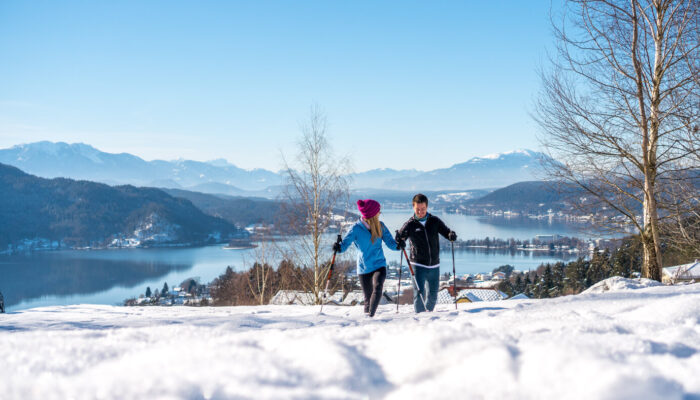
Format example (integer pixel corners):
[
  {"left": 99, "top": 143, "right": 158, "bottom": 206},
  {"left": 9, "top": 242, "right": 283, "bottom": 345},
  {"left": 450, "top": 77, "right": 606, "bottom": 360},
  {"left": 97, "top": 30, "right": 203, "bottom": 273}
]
[{"left": 333, "top": 199, "right": 399, "bottom": 317}]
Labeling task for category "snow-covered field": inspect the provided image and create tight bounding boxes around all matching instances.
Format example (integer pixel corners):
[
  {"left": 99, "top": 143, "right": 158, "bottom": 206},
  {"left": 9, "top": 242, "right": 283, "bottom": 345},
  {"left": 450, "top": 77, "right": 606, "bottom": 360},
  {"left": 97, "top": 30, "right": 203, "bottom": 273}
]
[{"left": 1, "top": 280, "right": 699, "bottom": 400}]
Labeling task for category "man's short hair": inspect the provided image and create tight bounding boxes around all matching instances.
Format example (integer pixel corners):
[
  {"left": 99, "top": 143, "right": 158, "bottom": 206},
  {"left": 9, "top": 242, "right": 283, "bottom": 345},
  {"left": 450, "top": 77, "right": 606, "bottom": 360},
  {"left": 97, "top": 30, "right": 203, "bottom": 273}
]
[{"left": 412, "top": 193, "right": 428, "bottom": 205}]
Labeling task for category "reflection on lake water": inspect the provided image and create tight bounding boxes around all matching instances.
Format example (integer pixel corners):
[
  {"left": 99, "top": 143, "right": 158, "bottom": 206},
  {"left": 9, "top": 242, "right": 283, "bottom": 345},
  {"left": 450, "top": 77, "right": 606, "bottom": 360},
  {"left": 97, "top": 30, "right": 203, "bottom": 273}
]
[
  {"left": 1, "top": 212, "right": 596, "bottom": 312},
  {"left": 379, "top": 209, "right": 596, "bottom": 241}
]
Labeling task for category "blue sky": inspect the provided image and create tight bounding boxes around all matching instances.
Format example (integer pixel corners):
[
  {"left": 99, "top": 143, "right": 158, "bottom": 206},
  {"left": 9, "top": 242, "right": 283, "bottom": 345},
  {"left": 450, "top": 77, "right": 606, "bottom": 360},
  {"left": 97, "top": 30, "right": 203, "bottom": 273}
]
[{"left": 0, "top": 1, "right": 555, "bottom": 171}]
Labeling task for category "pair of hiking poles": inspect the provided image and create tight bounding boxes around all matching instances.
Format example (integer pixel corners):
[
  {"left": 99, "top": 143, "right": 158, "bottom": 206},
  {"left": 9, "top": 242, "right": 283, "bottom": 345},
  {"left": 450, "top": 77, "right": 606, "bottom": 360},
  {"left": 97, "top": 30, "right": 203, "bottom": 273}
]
[
  {"left": 320, "top": 233, "right": 458, "bottom": 314},
  {"left": 395, "top": 231, "right": 458, "bottom": 313}
]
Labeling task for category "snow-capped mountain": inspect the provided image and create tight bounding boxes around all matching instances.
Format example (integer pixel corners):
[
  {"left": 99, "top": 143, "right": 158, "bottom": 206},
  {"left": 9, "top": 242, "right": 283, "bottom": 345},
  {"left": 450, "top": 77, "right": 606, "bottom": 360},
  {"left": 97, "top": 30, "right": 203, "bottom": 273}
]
[
  {"left": 0, "top": 141, "right": 282, "bottom": 191},
  {"left": 382, "top": 149, "right": 553, "bottom": 190}
]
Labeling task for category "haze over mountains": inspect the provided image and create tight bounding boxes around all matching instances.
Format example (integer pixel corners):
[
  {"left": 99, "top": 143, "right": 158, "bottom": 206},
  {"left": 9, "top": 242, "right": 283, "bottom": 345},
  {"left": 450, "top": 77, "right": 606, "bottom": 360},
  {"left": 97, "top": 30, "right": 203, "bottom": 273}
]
[
  {"left": 0, "top": 141, "right": 280, "bottom": 193},
  {"left": 0, "top": 142, "right": 553, "bottom": 194}
]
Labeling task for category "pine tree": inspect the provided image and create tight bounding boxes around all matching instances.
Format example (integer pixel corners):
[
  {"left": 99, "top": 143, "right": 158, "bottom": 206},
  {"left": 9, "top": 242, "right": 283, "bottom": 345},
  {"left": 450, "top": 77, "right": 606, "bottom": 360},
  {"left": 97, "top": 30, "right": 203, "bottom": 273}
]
[
  {"left": 541, "top": 265, "right": 554, "bottom": 298},
  {"left": 187, "top": 279, "right": 197, "bottom": 294},
  {"left": 514, "top": 274, "right": 524, "bottom": 294},
  {"left": 524, "top": 272, "right": 534, "bottom": 297},
  {"left": 601, "top": 249, "right": 612, "bottom": 279},
  {"left": 587, "top": 249, "right": 612, "bottom": 287},
  {"left": 497, "top": 279, "right": 515, "bottom": 298},
  {"left": 145, "top": 287, "right": 152, "bottom": 298},
  {"left": 550, "top": 262, "right": 565, "bottom": 297},
  {"left": 564, "top": 258, "right": 588, "bottom": 294},
  {"left": 162, "top": 282, "right": 169, "bottom": 296}
]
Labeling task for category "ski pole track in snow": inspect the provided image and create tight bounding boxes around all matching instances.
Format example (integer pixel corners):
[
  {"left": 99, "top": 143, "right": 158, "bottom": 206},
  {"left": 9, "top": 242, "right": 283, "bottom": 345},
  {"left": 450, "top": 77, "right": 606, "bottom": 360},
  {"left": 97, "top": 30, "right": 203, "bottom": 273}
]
[{"left": 0, "top": 283, "right": 699, "bottom": 399}]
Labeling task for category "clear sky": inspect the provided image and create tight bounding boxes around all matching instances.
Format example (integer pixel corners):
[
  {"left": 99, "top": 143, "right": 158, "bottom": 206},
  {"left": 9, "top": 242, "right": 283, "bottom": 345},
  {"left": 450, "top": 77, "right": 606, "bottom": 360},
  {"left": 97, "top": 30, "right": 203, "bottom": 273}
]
[{"left": 0, "top": 1, "right": 555, "bottom": 171}]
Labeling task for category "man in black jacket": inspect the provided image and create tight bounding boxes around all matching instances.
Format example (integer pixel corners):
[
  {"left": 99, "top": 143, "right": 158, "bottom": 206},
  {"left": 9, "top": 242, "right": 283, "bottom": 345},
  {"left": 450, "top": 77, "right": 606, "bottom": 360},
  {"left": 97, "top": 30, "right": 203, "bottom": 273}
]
[{"left": 396, "top": 193, "right": 457, "bottom": 312}]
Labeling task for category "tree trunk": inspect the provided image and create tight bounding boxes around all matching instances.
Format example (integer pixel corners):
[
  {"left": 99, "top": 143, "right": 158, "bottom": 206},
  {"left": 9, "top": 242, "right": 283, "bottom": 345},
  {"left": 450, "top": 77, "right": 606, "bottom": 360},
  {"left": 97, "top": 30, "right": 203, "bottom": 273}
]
[{"left": 641, "top": 230, "right": 662, "bottom": 281}]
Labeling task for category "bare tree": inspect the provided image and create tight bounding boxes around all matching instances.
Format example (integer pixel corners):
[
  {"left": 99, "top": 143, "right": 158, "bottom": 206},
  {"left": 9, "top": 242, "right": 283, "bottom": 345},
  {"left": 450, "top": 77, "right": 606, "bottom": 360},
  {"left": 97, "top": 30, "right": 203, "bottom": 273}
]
[
  {"left": 536, "top": 0, "right": 699, "bottom": 280},
  {"left": 279, "top": 105, "right": 351, "bottom": 303},
  {"left": 245, "top": 233, "right": 276, "bottom": 305}
]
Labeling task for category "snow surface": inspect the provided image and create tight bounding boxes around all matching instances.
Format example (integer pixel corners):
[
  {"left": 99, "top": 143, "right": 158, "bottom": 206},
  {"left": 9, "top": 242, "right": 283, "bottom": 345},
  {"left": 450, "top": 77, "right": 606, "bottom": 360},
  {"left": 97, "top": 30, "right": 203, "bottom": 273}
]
[
  {"left": 1, "top": 283, "right": 699, "bottom": 400},
  {"left": 582, "top": 276, "right": 663, "bottom": 294}
]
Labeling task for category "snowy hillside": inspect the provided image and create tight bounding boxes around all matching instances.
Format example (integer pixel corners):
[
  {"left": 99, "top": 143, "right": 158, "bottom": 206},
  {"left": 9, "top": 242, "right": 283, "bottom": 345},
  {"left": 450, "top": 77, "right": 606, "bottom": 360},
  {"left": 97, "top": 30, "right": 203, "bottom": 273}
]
[{"left": 1, "top": 281, "right": 699, "bottom": 399}]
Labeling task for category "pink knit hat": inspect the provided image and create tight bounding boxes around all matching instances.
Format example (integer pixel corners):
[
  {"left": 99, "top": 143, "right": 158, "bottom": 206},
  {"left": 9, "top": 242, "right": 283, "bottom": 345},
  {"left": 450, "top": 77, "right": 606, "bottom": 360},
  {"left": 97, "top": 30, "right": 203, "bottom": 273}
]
[{"left": 357, "top": 199, "right": 380, "bottom": 219}]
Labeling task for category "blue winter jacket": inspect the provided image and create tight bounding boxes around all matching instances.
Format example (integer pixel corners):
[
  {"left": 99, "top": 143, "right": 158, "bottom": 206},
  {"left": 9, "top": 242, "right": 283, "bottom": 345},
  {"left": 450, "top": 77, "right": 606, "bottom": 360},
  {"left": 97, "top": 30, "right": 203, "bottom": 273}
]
[{"left": 338, "top": 219, "right": 399, "bottom": 275}]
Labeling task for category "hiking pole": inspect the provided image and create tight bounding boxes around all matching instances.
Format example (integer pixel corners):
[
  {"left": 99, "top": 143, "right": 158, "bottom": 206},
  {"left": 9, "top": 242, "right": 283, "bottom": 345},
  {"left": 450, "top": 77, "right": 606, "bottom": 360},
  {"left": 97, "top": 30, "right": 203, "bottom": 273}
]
[
  {"left": 451, "top": 240, "right": 457, "bottom": 310},
  {"left": 319, "top": 234, "right": 342, "bottom": 314},
  {"left": 396, "top": 249, "right": 403, "bottom": 313},
  {"left": 400, "top": 246, "right": 428, "bottom": 312}
]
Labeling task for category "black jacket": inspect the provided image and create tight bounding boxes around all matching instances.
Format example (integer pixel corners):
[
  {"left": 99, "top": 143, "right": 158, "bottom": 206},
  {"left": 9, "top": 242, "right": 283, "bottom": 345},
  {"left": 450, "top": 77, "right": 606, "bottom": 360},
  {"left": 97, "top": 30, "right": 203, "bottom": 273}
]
[{"left": 397, "top": 213, "right": 452, "bottom": 267}]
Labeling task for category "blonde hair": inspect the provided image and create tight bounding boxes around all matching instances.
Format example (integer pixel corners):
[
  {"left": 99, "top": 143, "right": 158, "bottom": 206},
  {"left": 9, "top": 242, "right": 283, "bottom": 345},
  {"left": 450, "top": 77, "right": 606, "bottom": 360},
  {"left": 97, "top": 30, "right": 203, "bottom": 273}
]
[{"left": 365, "top": 214, "right": 382, "bottom": 244}]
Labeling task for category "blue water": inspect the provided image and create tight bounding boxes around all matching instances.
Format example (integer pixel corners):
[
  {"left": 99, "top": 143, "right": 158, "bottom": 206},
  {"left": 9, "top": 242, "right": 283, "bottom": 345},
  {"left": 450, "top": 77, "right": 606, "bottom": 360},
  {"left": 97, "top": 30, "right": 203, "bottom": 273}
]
[{"left": 0, "top": 212, "right": 595, "bottom": 312}]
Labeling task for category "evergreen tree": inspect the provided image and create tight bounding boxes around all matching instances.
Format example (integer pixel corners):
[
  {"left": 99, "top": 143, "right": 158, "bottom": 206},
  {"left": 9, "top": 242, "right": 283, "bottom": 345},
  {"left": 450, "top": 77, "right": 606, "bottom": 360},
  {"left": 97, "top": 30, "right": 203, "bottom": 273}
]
[
  {"left": 611, "top": 240, "right": 642, "bottom": 277},
  {"left": 586, "top": 249, "right": 611, "bottom": 287},
  {"left": 524, "top": 272, "right": 534, "bottom": 297},
  {"left": 549, "top": 262, "right": 566, "bottom": 297},
  {"left": 187, "top": 279, "right": 197, "bottom": 294},
  {"left": 601, "top": 249, "right": 612, "bottom": 279},
  {"left": 145, "top": 287, "right": 152, "bottom": 298},
  {"left": 514, "top": 274, "right": 524, "bottom": 294},
  {"left": 564, "top": 258, "right": 588, "bottom": 294},
  {"left": 541, "top": 265, "right": 555, "bottom": 298},
  {"left": 497, "top": 279, "right": 515, "bottom": 298},
  {"left": 162, "top": 282, "right": 169, "bottom": 296}
]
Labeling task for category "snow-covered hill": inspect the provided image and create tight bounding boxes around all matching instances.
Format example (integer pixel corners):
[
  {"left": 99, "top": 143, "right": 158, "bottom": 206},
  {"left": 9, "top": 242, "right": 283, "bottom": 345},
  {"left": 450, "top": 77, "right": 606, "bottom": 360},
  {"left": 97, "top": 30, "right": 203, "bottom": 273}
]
[{"left": 1, "top": 282, "right": 698, "bottom": 399}]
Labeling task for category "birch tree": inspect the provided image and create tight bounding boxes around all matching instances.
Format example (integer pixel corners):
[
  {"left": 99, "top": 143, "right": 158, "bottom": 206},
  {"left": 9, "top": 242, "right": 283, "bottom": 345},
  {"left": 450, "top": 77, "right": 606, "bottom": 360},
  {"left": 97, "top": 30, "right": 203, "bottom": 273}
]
[
  {"left": 280, "top": 105, "right": 351, "bottom": 303},
  {"left": 536, "top": 0, "right": 699, "bottom": 280},
  {"left": 246, "top": 236, "right": 275, "bottom": 305}
]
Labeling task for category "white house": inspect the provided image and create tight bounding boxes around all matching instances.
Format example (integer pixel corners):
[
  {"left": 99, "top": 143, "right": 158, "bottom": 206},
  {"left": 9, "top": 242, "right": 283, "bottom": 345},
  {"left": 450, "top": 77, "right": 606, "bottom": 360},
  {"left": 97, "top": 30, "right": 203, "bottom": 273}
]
[
  {"left": 492, "top": 272, "right": 506, "bottom": 280},
  {"left": 662, "top": 260, "right": 700, "bottom": 284},
  {"left": 454, "top": 289, "right": 508, "bottom": 303}
]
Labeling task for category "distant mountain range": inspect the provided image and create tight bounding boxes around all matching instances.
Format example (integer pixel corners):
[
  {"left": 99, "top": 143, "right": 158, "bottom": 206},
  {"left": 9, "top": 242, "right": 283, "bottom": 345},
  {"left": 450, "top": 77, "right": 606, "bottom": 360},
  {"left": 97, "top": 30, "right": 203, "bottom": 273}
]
[
  {"left": 0, "top": 141, "right": 281, "bottom": 192},
  {"left": 380, "top": 150, "right": 550, "bottom": 190},
  {"left": 0, "top": 142, "right": 554, "bottom": 193},
  {"left": 0, "top": 163, "right": 243, "bottom": 250}
]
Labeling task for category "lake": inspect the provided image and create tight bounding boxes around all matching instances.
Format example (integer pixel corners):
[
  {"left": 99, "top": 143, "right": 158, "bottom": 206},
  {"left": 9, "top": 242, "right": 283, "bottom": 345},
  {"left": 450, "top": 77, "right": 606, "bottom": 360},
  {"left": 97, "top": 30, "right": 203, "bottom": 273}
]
[{"left": 1, "top": 211, "right": 597, "bottom": 312}]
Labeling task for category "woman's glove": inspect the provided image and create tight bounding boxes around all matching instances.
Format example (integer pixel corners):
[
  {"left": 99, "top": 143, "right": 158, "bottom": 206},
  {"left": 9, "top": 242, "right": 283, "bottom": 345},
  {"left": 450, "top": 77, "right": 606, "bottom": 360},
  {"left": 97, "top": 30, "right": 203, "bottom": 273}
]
[
  {"left": 332, "top": 242, "right": 341, "bottom": 252},
  {"left": 448, "top": 231, "right": 457, "bottom": 241}
]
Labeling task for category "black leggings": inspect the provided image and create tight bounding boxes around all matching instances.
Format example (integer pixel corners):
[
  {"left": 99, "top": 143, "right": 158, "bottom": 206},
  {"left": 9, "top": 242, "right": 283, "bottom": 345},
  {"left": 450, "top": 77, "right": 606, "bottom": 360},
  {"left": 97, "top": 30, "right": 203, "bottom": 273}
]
[{"left": 359, "top": 267, "right": 386, "bottom": 317}]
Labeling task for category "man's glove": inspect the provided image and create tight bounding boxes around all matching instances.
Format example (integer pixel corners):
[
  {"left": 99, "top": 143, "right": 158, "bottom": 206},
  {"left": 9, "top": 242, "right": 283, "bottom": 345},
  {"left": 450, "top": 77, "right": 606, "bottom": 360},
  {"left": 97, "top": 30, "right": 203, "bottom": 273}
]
[
  {"left": 448, "top": 231, "right": 457, "bottom": 241},
  {"left": 332, "top": 242, "right": 341, "bottom": 252},
  {"left": 396, "top": 236, "right": 406, "bottom": 250}
]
